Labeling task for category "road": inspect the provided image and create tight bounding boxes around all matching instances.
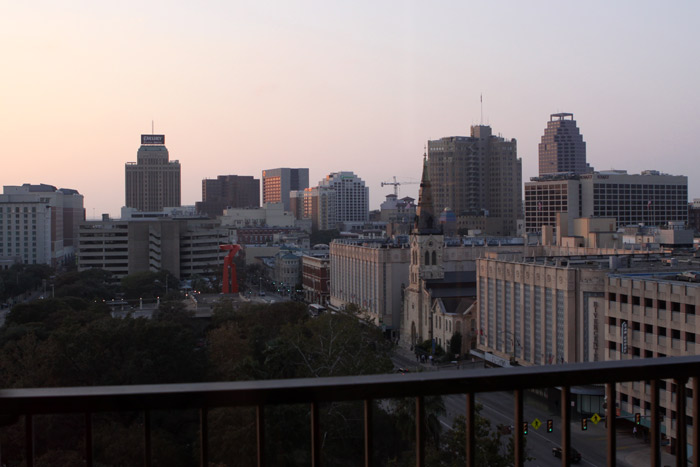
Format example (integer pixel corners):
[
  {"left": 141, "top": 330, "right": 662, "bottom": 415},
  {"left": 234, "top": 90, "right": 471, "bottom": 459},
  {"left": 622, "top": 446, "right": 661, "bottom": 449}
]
[{"left": 390, "top": 350, "right": 643, "bottom": 466}]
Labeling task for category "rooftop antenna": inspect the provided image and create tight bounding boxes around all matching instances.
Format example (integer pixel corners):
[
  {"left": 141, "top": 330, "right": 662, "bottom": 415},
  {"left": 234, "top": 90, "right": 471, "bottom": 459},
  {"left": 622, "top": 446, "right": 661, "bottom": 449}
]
[
  {"left": 152, "top": 120, "right": 154, "bottom": 134},
  {"left": 480, "top": 93, "right": 483, "bottom": 125}
]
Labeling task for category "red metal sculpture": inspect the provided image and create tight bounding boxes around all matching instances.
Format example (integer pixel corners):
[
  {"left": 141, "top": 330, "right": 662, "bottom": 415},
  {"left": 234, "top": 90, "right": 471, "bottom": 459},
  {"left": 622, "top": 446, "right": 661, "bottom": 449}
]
[{"left": 220, "top": 244, "right": 242, "bottom": 294}]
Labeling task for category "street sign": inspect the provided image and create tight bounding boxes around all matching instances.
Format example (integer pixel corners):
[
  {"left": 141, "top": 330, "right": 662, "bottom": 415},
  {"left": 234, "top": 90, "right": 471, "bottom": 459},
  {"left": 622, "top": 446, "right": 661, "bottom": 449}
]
[
  {"left": 531, "top": 418, "right": 542, "bottom": 430},
  {"left": 591, "top": 413, "right": 602, "bottom": 425}
]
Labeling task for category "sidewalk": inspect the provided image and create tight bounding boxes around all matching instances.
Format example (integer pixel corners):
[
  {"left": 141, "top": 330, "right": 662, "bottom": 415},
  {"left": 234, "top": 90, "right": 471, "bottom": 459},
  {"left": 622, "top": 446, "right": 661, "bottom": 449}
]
[{"left": 617, "top": 436, "right": 676, "bottom": 467}]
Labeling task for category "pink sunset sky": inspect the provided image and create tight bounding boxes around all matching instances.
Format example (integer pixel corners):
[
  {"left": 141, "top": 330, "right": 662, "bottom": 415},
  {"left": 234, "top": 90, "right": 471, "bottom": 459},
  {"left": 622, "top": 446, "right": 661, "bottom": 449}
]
[{"left": 2, "top": 1, "right": 699, "bottom": 218}]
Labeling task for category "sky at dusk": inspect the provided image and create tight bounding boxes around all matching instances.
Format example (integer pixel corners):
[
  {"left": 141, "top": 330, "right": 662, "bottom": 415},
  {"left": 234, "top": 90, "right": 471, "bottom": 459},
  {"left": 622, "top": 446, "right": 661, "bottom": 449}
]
[{"left": 2, "top": 1, "right": 699, "bottom": 219}]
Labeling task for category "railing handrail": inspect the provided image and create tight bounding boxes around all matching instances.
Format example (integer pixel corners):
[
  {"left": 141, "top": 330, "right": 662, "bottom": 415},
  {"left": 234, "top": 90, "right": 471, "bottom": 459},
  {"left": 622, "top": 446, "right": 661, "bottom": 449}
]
[{"left": 2, "top": 355, "right": 700, "bottom": 415}]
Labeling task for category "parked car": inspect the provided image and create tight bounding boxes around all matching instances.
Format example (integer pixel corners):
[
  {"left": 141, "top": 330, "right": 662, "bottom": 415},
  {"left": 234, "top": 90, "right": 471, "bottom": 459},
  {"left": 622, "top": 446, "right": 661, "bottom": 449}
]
[{"left": 552, "top": 447, "right": 581, "bottom": 463}]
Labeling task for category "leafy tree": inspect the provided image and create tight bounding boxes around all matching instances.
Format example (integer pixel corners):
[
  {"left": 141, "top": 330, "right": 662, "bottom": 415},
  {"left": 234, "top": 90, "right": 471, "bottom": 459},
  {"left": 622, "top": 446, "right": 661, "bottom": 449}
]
[
  {"left": 120, "top": 270, "right": 178, "bottom": 300},
  {"left": 436, "top": 404, "right": 531, "bottom": 467},
  {"left": 0, "top": 263, "right": 53, "bottom": 302},
  {"left": 53, "top": 268, "right": 116, "bottom": 300},
  {"left": 263, "top": 309, "right": 393, "bottom": 379}
]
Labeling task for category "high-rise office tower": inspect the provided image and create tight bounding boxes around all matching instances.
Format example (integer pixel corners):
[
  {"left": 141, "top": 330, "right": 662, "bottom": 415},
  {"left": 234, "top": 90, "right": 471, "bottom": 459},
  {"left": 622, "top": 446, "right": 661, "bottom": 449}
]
[
  {"left": 524, "top": 170, "right": 687, "bottom": 234},
  {"left": 0, "top": 183, "right": 84, "bottom": 266},
  {"left": 196, "top": 175, "right": 260, "bottom": 217},
  {"left": 262, "top": 168, "right": 309, "bottom": 211},
  {"left": 538, "top": 113, "right": 591, "bottom": 176},
  {"left": 427, "top": 125, "right": 522, "bottom": 236},
  {"left": 125, "top": 134, "right": 181, "bottom": 212},
  {"left": 291, "top": 171, "right": 368, "bottom": 231}
]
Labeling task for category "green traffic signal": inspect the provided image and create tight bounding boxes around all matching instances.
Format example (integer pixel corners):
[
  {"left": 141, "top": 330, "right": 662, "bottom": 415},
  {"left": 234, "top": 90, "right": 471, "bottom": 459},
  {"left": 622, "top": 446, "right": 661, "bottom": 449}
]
[
  {"left": 547, "top": 419, "right": 553, "bottom": 432},
  {"left": 523, "top": 422, "right": 528, "bottom": 435},
  {"left": 581, "top": 418, "right": 588, "bottom": 431}
]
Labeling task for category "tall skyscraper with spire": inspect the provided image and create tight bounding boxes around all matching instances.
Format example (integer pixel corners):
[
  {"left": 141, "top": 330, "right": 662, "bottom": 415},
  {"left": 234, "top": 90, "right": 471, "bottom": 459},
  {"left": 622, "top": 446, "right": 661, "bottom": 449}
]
[{"left": 538, "top": 113, "right": 592, "bottom": 176}]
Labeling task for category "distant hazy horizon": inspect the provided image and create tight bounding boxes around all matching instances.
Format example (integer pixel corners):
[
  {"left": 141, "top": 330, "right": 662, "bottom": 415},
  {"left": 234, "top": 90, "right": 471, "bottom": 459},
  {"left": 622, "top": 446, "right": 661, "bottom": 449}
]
[{"left": 2, "top": 1, "right": 699, "bottom": 219}]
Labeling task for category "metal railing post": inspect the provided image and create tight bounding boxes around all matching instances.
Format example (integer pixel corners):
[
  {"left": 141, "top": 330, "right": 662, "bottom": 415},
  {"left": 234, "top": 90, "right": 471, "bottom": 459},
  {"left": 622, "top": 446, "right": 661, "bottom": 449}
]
[
  {"left": 465, "top": 393, "right": 475, "bottom": 467},
  {"left": 311, "top": 402, "right": 321, "bottom": 467},
  {"left": 693, "top": 377, "right": 699, "bottom": 467},
  {"left": 561, "top": 386, "right": 571, "bottom": 467},
  {"left": 364, "top": 399, "right": 373, "bottom": 467},
  {"left": 85, "top": 412, "right": 93, "bottom": 467},
  {"left": 257, "top": 404, "right": 265, "bottom": 467},
  {"left": 144, "top": 410, "right": 152, "bottom": 467},
  {"left": 416, "top": 396, "right": 425, "bottom": 467},
  {"left": 25, "top": 414, "right": 33, "bottom": 467},
  {"left": 200, "top": 407, "right": 208, "bottom": 467},
  {"left": 675, "top": 378, "right": 687, "bottom": 467},
  {"left": 606, "top": 383, "right": 616, "bottom": 467},
  {"left": 514, "top": 389, "right": 523, "bottom": 467},
  {"left": 650, "top": 379, "right": 660, "bottom": 467}
]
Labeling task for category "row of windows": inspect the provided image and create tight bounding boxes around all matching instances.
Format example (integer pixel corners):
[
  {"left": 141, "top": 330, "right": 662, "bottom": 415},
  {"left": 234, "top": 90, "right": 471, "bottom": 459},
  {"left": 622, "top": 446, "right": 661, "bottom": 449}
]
[{"left": 609, "top": 293, "right": 695, "bottom": 313}]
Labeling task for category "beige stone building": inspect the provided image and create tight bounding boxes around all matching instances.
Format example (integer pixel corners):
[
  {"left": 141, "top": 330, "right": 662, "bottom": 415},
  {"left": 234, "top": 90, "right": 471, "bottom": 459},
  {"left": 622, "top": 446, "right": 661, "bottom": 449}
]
[
  {"left": 476, "top": 256, "right": 608, "bottom": 366},
  {"left": 329, "top": 239, "right": 410, "bottom": 337},
  {"left": 606, "top": 271, "right": 700, "bottom": 451}
]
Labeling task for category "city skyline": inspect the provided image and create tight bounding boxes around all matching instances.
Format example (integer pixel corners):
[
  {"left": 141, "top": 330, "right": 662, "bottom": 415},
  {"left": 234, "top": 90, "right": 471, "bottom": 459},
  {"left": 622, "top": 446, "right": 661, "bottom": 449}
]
[{"left": 2, "top": 1, "right": 699, "bottom": 218}]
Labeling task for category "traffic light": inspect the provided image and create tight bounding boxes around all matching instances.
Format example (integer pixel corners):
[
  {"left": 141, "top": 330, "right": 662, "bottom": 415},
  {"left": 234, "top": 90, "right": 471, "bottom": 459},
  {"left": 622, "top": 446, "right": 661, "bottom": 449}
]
[
  {"left": 635, "top": 413, "right": 641, "bottom": 425},
  {"left": 581, "top": 418, "right": 588, "bottom": 431},
  {"left": 547, "top": 419, "right": 553, "bottom": 432},
  {"left": 523, "top": 422, "right": 528, "bottom": 435}
]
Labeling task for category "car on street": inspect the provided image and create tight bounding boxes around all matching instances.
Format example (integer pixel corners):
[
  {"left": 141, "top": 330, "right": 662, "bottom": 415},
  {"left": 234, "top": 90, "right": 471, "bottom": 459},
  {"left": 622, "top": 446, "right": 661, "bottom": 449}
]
[{"left": 552, "top": 446, "right": 581, "bottom": 463}]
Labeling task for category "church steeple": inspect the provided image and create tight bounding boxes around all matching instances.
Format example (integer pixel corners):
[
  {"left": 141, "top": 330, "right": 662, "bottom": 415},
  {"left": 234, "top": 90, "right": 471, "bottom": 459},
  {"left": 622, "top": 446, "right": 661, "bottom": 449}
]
[{"left": 415, "top": 152, "right": 440, "bottom": 234}]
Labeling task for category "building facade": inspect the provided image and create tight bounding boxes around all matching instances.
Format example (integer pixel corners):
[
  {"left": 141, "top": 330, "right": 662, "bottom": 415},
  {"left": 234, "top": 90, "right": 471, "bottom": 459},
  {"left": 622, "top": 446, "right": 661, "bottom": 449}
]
[
  {"left": 196, "top": 175, "right": 260, "bottom": 217},
  {"left": 262, "top": 168, "right": 309, "bottom": 211},
  {"left": 476, "top": 256, "right": 607, "bottom": 366},
  {"left": 125, "top": 135, "right": 181, "bottom": 212},
  {"left": 400, "top": 157, "right": 476, "bottom": 352},
  {"left": 330, "top": 238, "right": 411, "bottom": 336},
  {"left": 291, "top": 172, "right": 369, "bottom": 231},
  {"left": 78, "top": 217, "right": 232, "bottom": 279},
  {"left": 525, "top": 171, "right": 688, "bottom": 234},
  {"left": 427, "top": 125, "right": 522, "bottom": 236},
  {"left": 219, "top": 203, "right": 296, "bottom": 229},
  {"left": 538, "top": 113, "right": 591, "bottom": 176},
  {"left": 606, "top": 272, "right": 700, "bottom": 453},
  {"left": 0, "top": 184, "right": 84, "bottom": 266},
  {"left": 302, "top": 253, "right": 330, "bottom": 306}
]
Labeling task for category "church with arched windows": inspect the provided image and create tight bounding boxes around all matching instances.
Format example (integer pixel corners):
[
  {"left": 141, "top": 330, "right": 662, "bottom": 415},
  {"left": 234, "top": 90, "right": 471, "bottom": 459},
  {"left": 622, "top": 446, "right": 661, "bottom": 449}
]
[{"left": 400, "top": 155, "right": 477, "bottom": 356}]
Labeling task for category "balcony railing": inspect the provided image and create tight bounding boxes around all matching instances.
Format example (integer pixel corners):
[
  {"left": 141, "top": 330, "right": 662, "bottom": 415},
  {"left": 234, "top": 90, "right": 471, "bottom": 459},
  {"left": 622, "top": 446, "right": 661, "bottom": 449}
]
[{"left": 1, "top": 355, "right": 700, "bottom": 467}]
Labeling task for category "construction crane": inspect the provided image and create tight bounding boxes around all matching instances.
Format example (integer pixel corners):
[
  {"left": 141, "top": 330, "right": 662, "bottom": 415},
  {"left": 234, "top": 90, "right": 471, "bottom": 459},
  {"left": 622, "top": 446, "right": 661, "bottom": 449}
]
[{"left": 381, "top": 176, "right": 419, "bottom": 197}]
